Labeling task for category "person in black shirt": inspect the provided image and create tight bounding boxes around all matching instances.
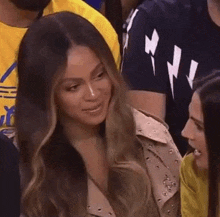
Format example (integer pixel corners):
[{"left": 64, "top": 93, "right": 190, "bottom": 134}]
[{"left": 122, "top": 0, "right": 220, "bottom": 155}]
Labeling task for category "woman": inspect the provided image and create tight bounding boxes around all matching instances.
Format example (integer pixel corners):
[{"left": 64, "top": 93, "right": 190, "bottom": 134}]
[
  {"left": 181, "top": 71, "right": 220, "bottom": 217},
  {"left": 16, "top": 12, "right": 181, "bottom": 217}
]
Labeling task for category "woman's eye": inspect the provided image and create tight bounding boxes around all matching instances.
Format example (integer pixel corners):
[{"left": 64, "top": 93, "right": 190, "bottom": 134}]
[
  {"left": 95, "top": 71, "right": 105, "bottom": 79},
  {"left": 196, "top": 124, "right": 203, "bottom": 131},
  {"left": 67, "top": 84, "right": 79, "bottom": 91}
]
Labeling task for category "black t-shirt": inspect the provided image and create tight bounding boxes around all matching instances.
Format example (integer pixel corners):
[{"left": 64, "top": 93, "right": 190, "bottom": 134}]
[{"left": 122, "top": 0, "right": 220, "bottom": 155}]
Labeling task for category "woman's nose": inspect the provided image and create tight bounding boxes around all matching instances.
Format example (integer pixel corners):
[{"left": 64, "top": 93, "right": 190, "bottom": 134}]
[
  {"left": 181, "top": 119, "right": 193, "bottom": 140},
  {"left": 84, "top": 83, "right": 98, "bottom": 100}
]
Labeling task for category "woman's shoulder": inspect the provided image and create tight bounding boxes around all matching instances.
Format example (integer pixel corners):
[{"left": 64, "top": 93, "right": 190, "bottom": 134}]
[
  {"left": 132, "top": 108, "right": 170, "bottom": 144},
  {"left": 132, "top": 107, "right": 182, "bottom": 169},
  {"left": 181, "top": 154, "right": 194, "bottom": 171},
  {"left": 132, "top": 108, "right": 182, "bottom": 216},
  {"left": 181, "top": 153, "right": 207, "bottom": 182},
  {"left": 180, "top": 154, "right": 195, "bottom": 184}
]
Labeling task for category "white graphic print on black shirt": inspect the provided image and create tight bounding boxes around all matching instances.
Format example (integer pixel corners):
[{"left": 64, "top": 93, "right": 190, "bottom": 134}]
[{"left": 122, "top": 0, "right": 220, "bottom": 155}]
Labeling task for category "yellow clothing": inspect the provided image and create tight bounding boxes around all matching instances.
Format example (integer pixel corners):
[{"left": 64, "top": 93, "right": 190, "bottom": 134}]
[
  {"left": 0, "top": 0, "right": 120, "bottom": 136},
  {"left": 180, "top": 153, "right": 208, "bottom": 217}
]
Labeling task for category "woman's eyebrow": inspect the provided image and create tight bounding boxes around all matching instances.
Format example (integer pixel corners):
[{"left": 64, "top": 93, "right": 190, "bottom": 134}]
[
  {"left": 60, "top": 63, "right": 104, "bottom": 84},
  {"left": 90, "top": 63, "right": 103, "bottom": 76},
  {"left": 60, "top": 77, "right": 82, "bottom": 84}
]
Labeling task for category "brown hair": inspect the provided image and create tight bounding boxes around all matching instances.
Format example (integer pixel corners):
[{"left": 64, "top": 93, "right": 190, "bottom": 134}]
[{"left": 16, "top": 12, "right": 150, "bottom": 217}]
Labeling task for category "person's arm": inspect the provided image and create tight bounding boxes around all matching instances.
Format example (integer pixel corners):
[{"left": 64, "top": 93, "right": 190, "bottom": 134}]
[
  {"left": 128, "top": 90, "right": 166, "bottom": 120},
  {"left": 122, "top": 8, "right": 168, "bottom": 120}
]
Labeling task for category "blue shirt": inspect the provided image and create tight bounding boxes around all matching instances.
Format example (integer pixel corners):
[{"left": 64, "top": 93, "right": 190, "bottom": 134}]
[{"left": 84, "top": 0, "right": 103, "bottom": 10}]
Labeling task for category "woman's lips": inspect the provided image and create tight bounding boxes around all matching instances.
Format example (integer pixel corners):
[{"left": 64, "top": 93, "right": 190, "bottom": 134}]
[
  {"left": 189, "top": 142, "right": 202, "bottom": 157},
  {"left": 82, "top": 103, "right": 102, "bottom": 111},
  {"left": 82, "top": 103, "right": 103, "bottom": 115}
]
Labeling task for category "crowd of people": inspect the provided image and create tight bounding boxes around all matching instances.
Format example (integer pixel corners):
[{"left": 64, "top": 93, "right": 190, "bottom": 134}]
[{"left": 0, "top": 0, "right": 220, "bottom": 216}]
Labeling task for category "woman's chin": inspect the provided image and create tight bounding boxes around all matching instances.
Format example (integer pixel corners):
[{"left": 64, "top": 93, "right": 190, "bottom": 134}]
[{"left": 81, "top": 114, "right": 107, "bottom": 128}]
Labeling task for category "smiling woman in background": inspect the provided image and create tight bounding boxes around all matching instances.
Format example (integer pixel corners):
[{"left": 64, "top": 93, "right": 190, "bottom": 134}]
[
  {"left": 16, "top": 11, "right": 181, "bottom": 217},
  {"left": 181, "top": 71, "right": 220, "bottom": 217}
]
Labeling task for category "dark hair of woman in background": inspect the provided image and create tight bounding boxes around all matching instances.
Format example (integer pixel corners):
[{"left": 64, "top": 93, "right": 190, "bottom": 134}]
[
  {"left": 195, "top": 71, "right": 220, "bottom": 217},
  {"left": 181, "top": 71, "right": 220, "bottom": 217},
  {"left": 16, "top": 11, "right": 181, "bottom": 217}
]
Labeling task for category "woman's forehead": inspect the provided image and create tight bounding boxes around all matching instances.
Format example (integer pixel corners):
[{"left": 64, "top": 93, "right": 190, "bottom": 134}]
[
  {"left": 189, "top": 92, "right": 203, "bottom": 122},
  {"left": 64, "top": 46, "right": 101, "bottom": 78}
]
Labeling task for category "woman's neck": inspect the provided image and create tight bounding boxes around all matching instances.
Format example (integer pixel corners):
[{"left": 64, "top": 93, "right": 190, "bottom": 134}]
[
  {"left": 75, "top": 135, "right": 109, "bottom": 192},
  {"left": 61, "top": 120, "right": 109, "bottom": 191},
  {"left": 63, "top": 121, "right": 99, "bottom": 142}
]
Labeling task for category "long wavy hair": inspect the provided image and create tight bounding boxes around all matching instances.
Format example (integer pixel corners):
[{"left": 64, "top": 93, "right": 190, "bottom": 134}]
[
  {"left": 194, "top": 71, "right": 220, "bottom": 217},
  {"left": 16, "top": 12, "right": 150, "bottom": 217}
]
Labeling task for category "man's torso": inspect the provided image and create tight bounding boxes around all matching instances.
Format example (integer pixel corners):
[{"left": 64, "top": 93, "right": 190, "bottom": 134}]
[{"left": 123, "top": 0, "right": 220, "bottom": 154}]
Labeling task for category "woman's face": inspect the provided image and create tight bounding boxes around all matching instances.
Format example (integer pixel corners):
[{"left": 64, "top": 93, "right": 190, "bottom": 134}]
[
  {"left": 181, "top": 92, "right": 208, "bottom": 169},
  {"left": 55, "top": 46, "right": 112, "bottom": 128}
]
